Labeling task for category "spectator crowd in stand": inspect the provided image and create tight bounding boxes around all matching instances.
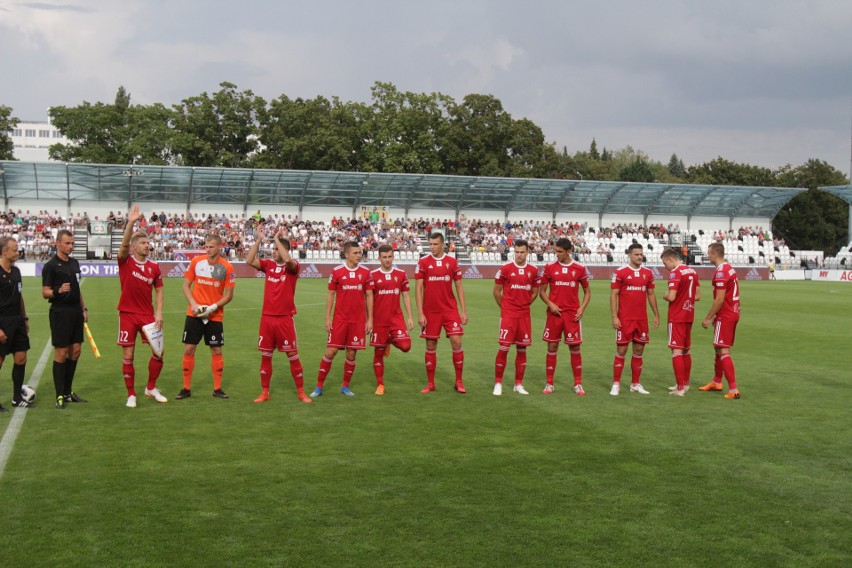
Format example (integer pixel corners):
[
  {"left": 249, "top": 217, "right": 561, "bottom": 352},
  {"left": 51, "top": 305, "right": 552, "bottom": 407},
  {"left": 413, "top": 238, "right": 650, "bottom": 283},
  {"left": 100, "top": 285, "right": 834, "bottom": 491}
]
[{"left": 2, "top": 208, "right": 786, "bottom": 264}]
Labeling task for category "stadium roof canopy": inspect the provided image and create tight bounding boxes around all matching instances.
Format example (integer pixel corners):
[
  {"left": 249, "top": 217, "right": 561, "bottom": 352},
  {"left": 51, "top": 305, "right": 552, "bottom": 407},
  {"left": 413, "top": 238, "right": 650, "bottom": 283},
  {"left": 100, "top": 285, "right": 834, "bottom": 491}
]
[
  {"left": 0, "top": 161, "right": 804, "bottom": 222},
  {"left": 819, "top": 185, "right": 852, "bottom": 205}
]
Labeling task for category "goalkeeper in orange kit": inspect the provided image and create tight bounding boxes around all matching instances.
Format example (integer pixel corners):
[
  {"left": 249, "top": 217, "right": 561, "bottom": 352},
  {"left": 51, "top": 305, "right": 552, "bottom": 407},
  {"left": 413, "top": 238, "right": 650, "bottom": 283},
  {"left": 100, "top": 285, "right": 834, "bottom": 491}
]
[{"left": 176, "top": 234, "right": 236, "bottom": 400}]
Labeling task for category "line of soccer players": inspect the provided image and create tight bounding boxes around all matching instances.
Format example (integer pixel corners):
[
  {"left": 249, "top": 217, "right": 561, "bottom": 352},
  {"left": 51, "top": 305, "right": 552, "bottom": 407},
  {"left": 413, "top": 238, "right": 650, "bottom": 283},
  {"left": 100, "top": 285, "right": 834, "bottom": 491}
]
[{"left": 0, "top": 209, "right": 742, "bottom": 411}]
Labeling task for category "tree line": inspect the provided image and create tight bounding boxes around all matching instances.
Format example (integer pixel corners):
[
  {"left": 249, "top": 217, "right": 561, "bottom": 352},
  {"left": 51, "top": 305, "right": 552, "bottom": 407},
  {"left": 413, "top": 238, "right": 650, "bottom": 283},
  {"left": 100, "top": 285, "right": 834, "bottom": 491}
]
[{"left": 0, "top": 82, "right": 849, "bottom": 252}]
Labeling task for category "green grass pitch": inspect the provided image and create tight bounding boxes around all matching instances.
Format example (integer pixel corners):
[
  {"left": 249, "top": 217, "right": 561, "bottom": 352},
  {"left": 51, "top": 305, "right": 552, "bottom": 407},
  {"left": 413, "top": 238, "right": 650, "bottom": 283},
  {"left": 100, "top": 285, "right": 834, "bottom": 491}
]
[{"left": 1, "top": 276, "right": 850, "bottom": 567}]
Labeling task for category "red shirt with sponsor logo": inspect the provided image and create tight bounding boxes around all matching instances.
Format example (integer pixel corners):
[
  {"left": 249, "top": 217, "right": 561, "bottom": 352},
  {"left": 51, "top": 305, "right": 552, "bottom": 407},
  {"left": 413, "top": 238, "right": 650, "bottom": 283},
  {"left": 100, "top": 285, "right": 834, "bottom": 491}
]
[
  {"left": 611, "top": 265, "right": 655, "bottom": 321},
  {"left": 541, "top": 260, "right": 589, "bottom": 312},
  {"left": 370, "top": 267, "right": 409, "bottom": 326},
  {"left": 117, "top": 255, "right": 163, "bottom": 316},
  {"left": 184, "top": 255, "right": 236, "bottom": 322},
  {"left": 495, "top": 262, "right": 540, "bottom": 318},
  {"left": 666, "top": 264, "right": 699, "bottom": 323},
  {"left": 713, "top": 262, "right": 740, "bottom": 321},
  {"left": 258, "top": 258, "right": 299, "bottom": 316},
  {"left": 415, "top": 254, "right": 462, "bottom": 313},
  {"left": 329, "top": 263, "right": 373, "bottom": 323}
]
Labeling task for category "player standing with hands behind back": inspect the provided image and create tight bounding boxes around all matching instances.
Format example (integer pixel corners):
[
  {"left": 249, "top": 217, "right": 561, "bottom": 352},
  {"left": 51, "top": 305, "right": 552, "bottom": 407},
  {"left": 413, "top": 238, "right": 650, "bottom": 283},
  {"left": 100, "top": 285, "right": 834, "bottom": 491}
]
[
  {"left": 42, "top": 229, "right": 88, "bottom": 409},
  {"left": 0, "top": 237, "right": 31, "bottom": 410},
  {"left": 116, "top": 205, "right": 167, "bottom": 408},
  {"left": 609, "top": 243, "right": 660, "bottom": 396}
]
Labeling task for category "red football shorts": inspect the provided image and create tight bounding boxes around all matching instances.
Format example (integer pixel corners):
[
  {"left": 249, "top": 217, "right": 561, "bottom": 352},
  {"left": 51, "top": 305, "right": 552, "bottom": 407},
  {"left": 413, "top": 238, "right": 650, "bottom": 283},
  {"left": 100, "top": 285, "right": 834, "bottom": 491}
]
[
  {"left": 713, "top": 319, "right": 738, "bottom": 348},
  {"left": 258, "top": 315, "right": 299, "bottom": 352},
  {"left": 616, "top": 319, "right": 650, "bottom": 345},
  {"left": 420, "top": 310, "right": 464, "bottom": 340},
  {"left": 327, "top": 320, "right": 367, "bottom": 350},
  {"left": 542, "top": 311, "right": 583, "bottom": 345},
  {"left": 117, "top": 312, "right": 154, "bottom": 346},
  {"left": 667, "top": 321, "right": 692, "bottom": 350},
  {"left": 371, "top": 315, "right": 410, "bottom": 347},
  {"left": 498, "top": 315, "right": 532, "bottom": 346}
]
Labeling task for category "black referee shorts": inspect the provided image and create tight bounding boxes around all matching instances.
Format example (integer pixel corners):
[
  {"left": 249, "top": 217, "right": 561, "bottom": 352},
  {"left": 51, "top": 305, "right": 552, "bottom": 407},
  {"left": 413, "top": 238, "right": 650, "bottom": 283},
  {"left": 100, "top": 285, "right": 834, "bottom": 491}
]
[
  {"left": 0, "top": 315, "right": 30, "bottom": 357},
  {"left": 49, "top": 307, "right": 84, "bottom": 348}
]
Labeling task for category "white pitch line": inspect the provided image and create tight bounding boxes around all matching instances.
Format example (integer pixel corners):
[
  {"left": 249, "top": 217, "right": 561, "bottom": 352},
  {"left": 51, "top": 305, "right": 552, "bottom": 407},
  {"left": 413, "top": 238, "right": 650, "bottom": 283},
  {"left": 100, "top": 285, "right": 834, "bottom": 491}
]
[
  {"left": 0, "top": 335, "right": 53, "bottom": 480},
  {"left": 0, "top": 277, "right": 87, "bottom": 480}
]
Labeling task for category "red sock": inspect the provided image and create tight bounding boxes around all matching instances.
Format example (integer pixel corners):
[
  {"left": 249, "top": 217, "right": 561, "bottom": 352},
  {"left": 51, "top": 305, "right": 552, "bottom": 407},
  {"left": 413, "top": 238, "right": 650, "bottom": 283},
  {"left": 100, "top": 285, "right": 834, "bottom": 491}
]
[
  {"left": 374, "top": 348, "right": 385, "bottom": 386},
  {"left": 147, "top": 355, "right": 163, "bottom": 390},
  {"left": 211, "top": 353, "right": 224, "bottom": 391},
  {"left": 720, "top": 354, "right": 737, "bottom": 390},
  {"left": 514, "top": 348, "right": 527, "bottom": 385},
  {"left": 122, "top": 359, "right": 135, "bottom": 396},
  {"left": 713, "top": 354, "right": 723, "bottom": 383},
  {"left": 182, "top": 353, "right": 195, "bottom": 390},
  {"left": 494, "top": 347, "right": 509, "bottom": 383},
  {"left": 260, "top": 352, "right": 273, "bottom": 390},
  {"left": 683, "top": 353, "right": 692, "bottom": 385},
  {"left": 570, "top": 351, "right": 583, "bottom": 385},
  {"left": 452, "top": 348, "right": 464, "bottom": 382},
  {"left": 288, "top": 353, "right": 304, "bottom": 391},
  {"left": 545, "top": 351, "right": 557, "bottom": 385},
  {"left": 613, "top": 354, "right": 626, "bottom": 383},
  {"left": 425, "top": 349, "right": 437, "bottom": 385},
  {"left": 672, "top": 353, "right": 685, "bottom": 389},
  {"left": 630, "top": 355, "right": 643, "bottom": 385},
  {"left": 317, "top": 356, "right": 333, "bottom": 388},
  {"left": 342, "top": 359, "right": 356, "bottom": 387}
]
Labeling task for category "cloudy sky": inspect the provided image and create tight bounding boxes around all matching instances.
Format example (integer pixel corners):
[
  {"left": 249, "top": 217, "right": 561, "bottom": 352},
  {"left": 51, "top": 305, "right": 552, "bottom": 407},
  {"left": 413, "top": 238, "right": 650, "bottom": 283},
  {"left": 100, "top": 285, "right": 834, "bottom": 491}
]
[{"left": 2, "top": 0, "right": 851, "bottom": 176}]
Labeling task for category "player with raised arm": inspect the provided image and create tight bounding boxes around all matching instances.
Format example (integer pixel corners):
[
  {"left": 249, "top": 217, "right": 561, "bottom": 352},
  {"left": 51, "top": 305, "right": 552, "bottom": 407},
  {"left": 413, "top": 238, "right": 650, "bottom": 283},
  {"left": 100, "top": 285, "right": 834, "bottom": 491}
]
[
  {"left": 176, "top": 234, "right": 236, "bottom": 400},
  {"left": 42, "top": 229, "right": 88, "bottom": 409},
  {"left": 538, "top": 238, "right": 591, "bottom": 396},
  {"left": 369, "top": 245, "right": 414, "bottom": 395},
  {"left": 609, "top": 243, "right": 660, "bottom": 396},
  {"left": 415, "top": 232, "right": 468, "bottom": 394},
  {"left": 699, "top": 243, "right": 742, "bottom": 399},
  {"left": 660, "top": 248, "right": 700, "bottom": 396},
  {"left": 310, "top": 241, "right": 374, "bottom": 398},
  {"left": 0, "top": 238, "right": 31, "bottom": 410},
  {"left": 492, "top": 239, "right": 539, "bottom": 396},
  {"left": 246, "top": 227, "right": 311, "bottom": 404},
  {"left": 117, "top": 205, "right": 166, "bottom": 408}
]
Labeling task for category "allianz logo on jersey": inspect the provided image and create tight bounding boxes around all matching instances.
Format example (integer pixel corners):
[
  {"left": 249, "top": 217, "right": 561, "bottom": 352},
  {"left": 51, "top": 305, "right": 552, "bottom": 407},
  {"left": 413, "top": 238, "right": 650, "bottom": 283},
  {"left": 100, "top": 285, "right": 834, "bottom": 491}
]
[
  {"left": 745, "top": 268, "right": 762, "bottom": 280},
  {"left": 463, "top": 265, "right": 483, "bottom": 279},
  {"left": 167, "top": 263, "right": 189, "bottom": 278},
  {"left": 299, "top": 264, "right": 324, "bottom": 279}
]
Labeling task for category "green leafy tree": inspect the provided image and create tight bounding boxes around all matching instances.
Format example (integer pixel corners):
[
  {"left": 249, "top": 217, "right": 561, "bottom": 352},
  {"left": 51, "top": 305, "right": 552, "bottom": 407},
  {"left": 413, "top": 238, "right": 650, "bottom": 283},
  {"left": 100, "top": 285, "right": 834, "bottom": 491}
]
[
  {"left": 0, "top": 105, "right": 20, "bottom": 160},
  {"left": 443, "top": 93, "right": 514, "bottom": 176},
  {"left": 667, "top": 153, "right": 686, "bottom": 178},
  {"left": 773, "top": 160, "right": 849, "bottom": 253},
  {"left": 618, "top": 157, "right": 655, "bottom": 182},
  {"left": 686, "top": 157, "right": 775, "bottom": 186},
  {"left": 49, "top": 86, "right": 176, "bottom": 164},
  {"left": 172, "top": 82, "right": 266, "bottom": 167},
  {"left": 589, "top": 138, "right": 600, "bottom": 160}
]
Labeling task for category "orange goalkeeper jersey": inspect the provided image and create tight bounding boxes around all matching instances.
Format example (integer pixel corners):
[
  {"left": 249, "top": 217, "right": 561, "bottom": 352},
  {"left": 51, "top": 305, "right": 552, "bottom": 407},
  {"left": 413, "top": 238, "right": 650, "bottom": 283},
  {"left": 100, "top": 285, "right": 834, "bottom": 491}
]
[{"left": 184, "top": 255, "right": 236, "bottom": 322}]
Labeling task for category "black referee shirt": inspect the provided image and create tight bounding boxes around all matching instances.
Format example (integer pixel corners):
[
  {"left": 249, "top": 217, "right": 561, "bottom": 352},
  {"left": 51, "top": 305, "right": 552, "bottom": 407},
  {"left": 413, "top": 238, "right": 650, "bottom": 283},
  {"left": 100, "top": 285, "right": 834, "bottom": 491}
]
[
  {"left": 0, "top": 264, "right": 23, "bottom": 316},
  {"left": 42, "top": 255, "right": 82, "bottom": 308}
]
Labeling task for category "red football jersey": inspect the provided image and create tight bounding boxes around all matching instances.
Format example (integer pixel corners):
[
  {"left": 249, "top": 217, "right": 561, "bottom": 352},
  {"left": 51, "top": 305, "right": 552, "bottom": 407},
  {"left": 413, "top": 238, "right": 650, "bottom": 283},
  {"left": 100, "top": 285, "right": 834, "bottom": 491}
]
[
  {"left": 666, "top": 264, "right": 699, "bottom": 323},
  {"left": 259, "top": 258, "right": 299, "bottom": 316},
  {"left": 495, "top": 262, "right": 540, "bottom": 318},
  {"left": 415, "top": 254, "right": 462, "bottom": 313},
  {"left": 328, "top": 264, "right": 373, "bottom": 323},
  {"left": 611, "top": 265, "right": 655, "bottom": 321},
  {"left": 117, "top": 255, "right": 163, "bottom": 316},
  {"left": 540, "top": 260, "right": 589, "bottom": 312},
  {"left": 712, "top": 262, "right": 741, "bottom": 321},
  {"left": 370, "top": 267, "right": 409, "bottom": 327}
]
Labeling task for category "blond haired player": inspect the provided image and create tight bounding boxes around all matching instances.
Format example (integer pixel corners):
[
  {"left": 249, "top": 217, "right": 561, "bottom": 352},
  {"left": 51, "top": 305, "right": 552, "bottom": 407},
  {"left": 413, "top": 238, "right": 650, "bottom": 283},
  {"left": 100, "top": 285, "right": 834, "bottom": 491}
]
[
  {"left": 176, "top": 234, "right": 236, "bottom": 400},
  {"left": 117, "top": 205, "right": 166, "bottom": 408}
]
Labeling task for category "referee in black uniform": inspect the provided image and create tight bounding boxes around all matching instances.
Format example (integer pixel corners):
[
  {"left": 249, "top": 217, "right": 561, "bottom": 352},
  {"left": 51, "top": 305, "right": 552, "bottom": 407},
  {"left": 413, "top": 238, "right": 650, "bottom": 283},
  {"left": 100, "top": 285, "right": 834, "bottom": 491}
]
[
  {"left": 41, "top": 229, "right": 88, "bottom": 409},
  {"left": 0, "top": 237, "right": 31, "bottom": 411}
]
